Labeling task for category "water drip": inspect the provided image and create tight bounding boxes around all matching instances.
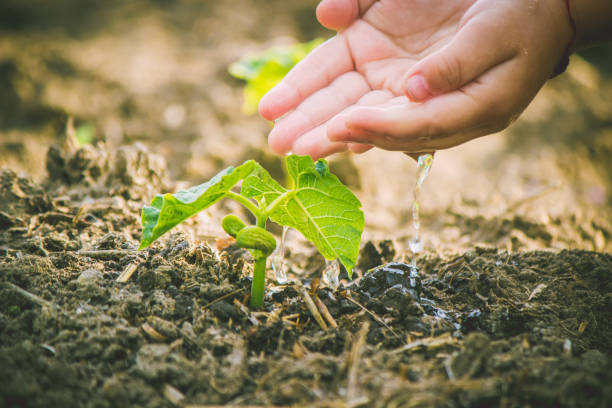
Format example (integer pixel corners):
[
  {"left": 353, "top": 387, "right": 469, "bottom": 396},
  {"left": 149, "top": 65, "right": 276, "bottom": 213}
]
[
  {"left": 322, "top": 259, "right": 340, "bottom": 290},
  {"left": 408, "top": 153, "right": 433, "bottom": 287},
  {"left": 271, "top": 226, "right": 289, "bottom": 284}
]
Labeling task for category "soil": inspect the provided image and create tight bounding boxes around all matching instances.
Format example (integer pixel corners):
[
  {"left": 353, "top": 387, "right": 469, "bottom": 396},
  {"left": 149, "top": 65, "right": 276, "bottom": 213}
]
[{"left": 1, "top": 1, "right": 612, "bottom": 407}]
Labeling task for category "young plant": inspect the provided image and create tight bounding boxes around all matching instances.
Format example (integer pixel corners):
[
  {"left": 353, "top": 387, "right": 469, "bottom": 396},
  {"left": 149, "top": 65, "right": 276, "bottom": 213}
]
[
  {"left": 228, "top": 38, "right": 323, "bottom": 114},
  {"left": 138, "top": 154, "right": 364, "bottom": 309}
]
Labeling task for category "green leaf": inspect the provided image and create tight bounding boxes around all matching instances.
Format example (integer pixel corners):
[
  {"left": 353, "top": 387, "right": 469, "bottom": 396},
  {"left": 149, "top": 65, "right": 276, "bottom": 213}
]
[
  {"left": 241, "top": 162, "right": 287, "bottom": 206},
  {"left": 138, "top": 154, "right": 365, "bottom": 280},
  {"left": 138, "top": 161, "right": 256, "bottom": 249},
  {"left": 76, "top": 123, "right": 95, "bottom": 146},
  {"left": 228, "top": 38, "right": 325, "bottom": 115},
  {"left": 269, "top": 155, "right": 364, "bottom": 277}
]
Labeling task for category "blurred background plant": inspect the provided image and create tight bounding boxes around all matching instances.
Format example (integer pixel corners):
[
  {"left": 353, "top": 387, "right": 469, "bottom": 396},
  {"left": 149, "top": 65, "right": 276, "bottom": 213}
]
[{"left": 229, "top": 38, "right": 323, "bottom": 114}]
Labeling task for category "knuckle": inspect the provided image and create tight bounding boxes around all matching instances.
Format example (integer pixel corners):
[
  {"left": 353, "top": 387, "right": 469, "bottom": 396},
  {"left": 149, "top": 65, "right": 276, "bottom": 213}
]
[{"left": 436, "top": 54, "right": 463, "bottom": 91}]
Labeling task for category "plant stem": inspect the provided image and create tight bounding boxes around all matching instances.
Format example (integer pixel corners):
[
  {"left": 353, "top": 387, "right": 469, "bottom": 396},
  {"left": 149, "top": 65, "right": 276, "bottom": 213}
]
[
  {"left": 256, "top": 214, "right": 267, "bottom": 228},
  {"left": 262, "top": 190, "right": 295, "bottom": 219},
  {"left": 224, "top": 192, "right": 271, "bottom": 309},
  {"left": 250, "top": 256, "right": 267, "bottom": 309},
  {"left": 225, "top": 191, "right": 261, "bottom": 219}
]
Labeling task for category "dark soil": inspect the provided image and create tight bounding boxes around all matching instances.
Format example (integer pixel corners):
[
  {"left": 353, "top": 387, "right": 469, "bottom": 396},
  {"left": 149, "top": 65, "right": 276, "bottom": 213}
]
[
  {"left": 1, "top": 143, "right": 611, "bottom": 408},
  {"left": 1, "top": 1, "right": 612, "bottom": 407}
]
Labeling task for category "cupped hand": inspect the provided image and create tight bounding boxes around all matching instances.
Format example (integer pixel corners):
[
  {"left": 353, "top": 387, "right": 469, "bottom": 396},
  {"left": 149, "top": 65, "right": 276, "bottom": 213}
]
[{"left": 258, "top": 0, "right": 574, "bottom": 158}]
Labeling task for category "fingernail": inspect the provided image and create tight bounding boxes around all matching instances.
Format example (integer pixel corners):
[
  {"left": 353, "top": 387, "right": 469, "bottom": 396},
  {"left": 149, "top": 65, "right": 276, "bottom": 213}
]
[{"left": 405, "top": 75, "right": 431, "bottom": 102}]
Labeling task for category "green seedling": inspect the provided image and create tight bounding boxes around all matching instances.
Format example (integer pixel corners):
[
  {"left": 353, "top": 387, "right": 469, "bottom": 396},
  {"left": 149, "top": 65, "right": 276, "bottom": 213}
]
[
  {"left": 139, "top": 154, "right": 364, "bottom": 309},
  {"left": 229, "top": 38, "right": 324, "bottom": 114},
  {"left": 76, "top": 122, "right": 95, "bottom": 146}
]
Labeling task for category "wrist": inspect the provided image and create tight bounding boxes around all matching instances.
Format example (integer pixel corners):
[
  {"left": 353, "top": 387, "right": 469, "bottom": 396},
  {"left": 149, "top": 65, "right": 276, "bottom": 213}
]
[
  {"left": 551, "top": 0, "right": 576, "bottom": 77},
  {"left": 532, "top": 0, "right": 575, "bottom": 78},
  {"left": 570, "top": 0, "right": 612, "bottom": 49}
]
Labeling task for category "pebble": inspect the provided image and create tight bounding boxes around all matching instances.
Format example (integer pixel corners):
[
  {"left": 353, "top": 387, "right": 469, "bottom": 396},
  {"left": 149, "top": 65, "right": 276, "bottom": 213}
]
[{"left": 77, "top": 268, "right": 103, "bottom": 282}]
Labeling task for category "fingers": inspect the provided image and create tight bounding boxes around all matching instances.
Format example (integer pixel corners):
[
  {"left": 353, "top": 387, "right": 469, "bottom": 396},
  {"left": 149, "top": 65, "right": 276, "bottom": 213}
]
[
  {"left": 288, "top": 90, "right": 393, "bottom": 159},
  {"left": 329, "top": 58, "right": 526, "bottom": 152},
  {"left": 292, "top": 126, "right": 349, "bottom": 159},
  {"left": 268, "top": 71, "right": 371, "bottom": 154},
  {"left": 326, "top": 94, "right": 402, "bottom": 146},
  {"left": 316, "top": 0, "right": 378, "bottom": 31},
  {"left": 258, "top": 36, "right": 354, "bottom": 121},
  {"left": 403, "top": 16, "right": 518, "bottom": 102},
  {"left": 348, "top": 143, "right": 373, "bottom": 154}
]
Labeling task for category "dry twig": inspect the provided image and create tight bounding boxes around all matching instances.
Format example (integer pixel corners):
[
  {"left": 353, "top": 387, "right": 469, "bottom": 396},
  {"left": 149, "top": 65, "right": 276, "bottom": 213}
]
[
  {"left": 202, "top": 287, "right": 247, "bottom": 310},
  {"left": 347, "top": 321, "right": 370, "bottom": 406},
  {"left": 163, "top": 384, "right": 185, "bottom": 406},
  {"left": 295, "top": 281, "right": 327, "bottom": 330},
  {"left": 314, "top": 295, "right": 338, "bottom": 329},
  {"left": 233, "top": 298, "right": 261, "bottom": 326},
  {"left": 117, "top": 262, "right": 139, "bottom": 283},
  {"left": 4, "top": 281, "right": 54, "bottom": 309},
  {"left": 392, "top": 333, "right": 458, "bottom": 354},
  {"left": 141, "top": 322, "right": 166, "bottom": 341},
  {"left": 344, "top": 291, "right": 404, "bottom": 344}
]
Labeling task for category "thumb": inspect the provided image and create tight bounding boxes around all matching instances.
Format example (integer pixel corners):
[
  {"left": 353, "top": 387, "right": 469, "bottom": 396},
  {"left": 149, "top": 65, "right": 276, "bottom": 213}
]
[
  {"left": 316, "top": 0, "right": 377, "bottom": 31},
  {"left": 403, "top": 20, "right": 517, "bottom": 102}
]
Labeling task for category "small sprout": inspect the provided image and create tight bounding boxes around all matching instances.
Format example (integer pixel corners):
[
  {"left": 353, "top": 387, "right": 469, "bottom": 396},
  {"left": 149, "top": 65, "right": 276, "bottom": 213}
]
[
  {"left": 139, "top": 155, "right": 364, "bottom": 309},
  {"left": 222, "top": 214, "right": 246, "bottom": 238}
]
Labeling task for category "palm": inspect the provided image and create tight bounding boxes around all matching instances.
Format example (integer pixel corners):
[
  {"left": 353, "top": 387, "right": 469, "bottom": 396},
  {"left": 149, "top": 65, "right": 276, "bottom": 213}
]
[
  {"left": 260, "top": 0, "right": 476, "bottom": 157},
  {"left": 260, "top": 0, "right": 572, "bottom": 158},
  {"left": 344, "top": 0, "right": 471, "bottom": 96}
]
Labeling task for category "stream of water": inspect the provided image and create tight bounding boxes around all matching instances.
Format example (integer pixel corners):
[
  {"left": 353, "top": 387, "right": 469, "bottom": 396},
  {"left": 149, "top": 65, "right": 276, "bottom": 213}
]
[
  {"left": 320, "top": 153, "right": 434, "bottom": 289},
  {"left": 408, "top": 153, "right": 434, "bottom": 287},
  {"left": 271, "top": 226, "right": 289, "bottom": 284},
  {"left": 323, "top": 259, "right": 340, "bottom": 290},
  {"left": 277, "top": 154, "right": 434, "bottom": 289}
]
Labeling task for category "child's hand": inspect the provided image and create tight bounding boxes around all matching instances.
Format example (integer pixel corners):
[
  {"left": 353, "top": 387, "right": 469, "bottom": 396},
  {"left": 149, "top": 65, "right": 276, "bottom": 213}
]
[{"left": 259, "top": 0, "right": 574, "bottom": 158}]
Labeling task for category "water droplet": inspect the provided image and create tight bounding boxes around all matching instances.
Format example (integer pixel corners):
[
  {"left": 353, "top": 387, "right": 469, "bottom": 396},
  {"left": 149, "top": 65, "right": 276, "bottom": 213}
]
[
  {"left": 322, "top": 260, "right": 340, "bottom": 290},
  {"left": 563, "top": 338, "right": 572, "bottom": 354},
  {"left": 271, "top": 260, "right": 287, "bottom": 284},
  {"left": 416, "top": 154, "right": 433, "bottom": 188},
  {"left": 408, "top": 237, "right": 424, "bottom": 254},
  {"left": 409, "top": 259, "right": 419, "bottom": 287},
  {"left": 271, "top": 226, "right": 289, "bottom": 284}
]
